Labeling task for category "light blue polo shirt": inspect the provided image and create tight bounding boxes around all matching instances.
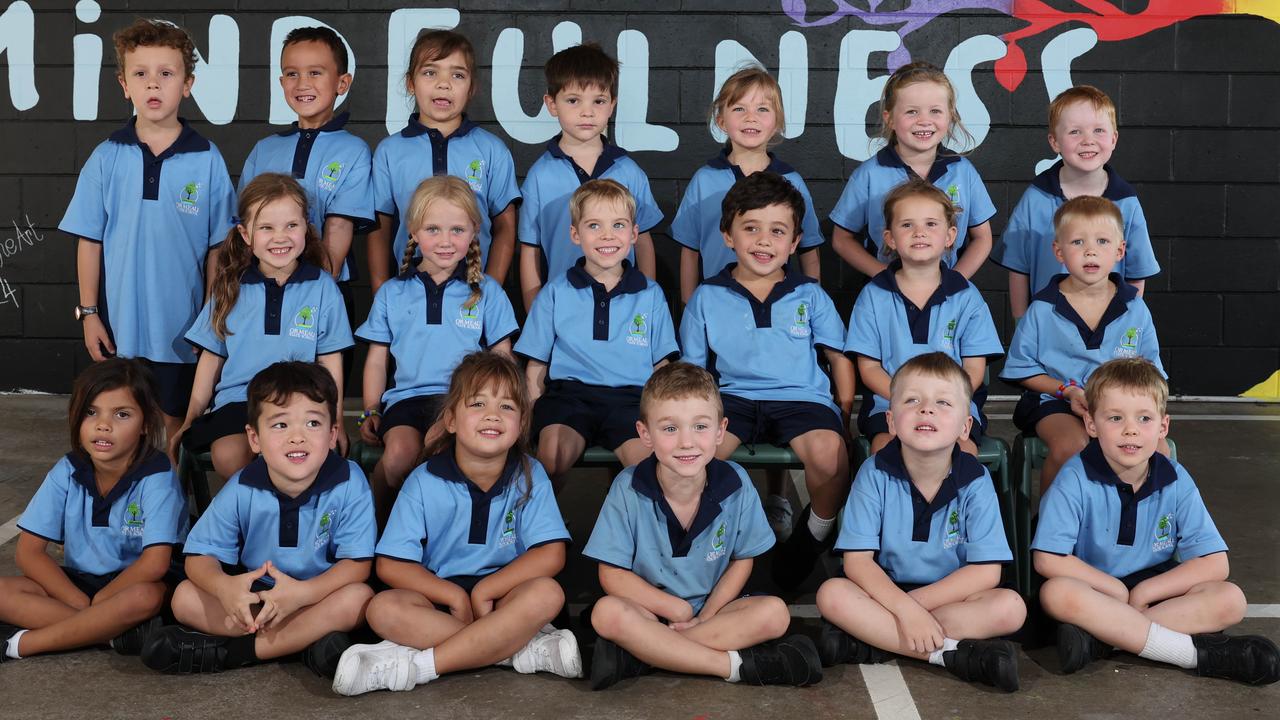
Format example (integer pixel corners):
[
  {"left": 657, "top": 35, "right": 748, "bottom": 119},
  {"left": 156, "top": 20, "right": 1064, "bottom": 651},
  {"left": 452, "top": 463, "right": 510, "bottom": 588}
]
[
  {"left": 836, "top": 440, "right": 1011, "bottom": 585},
  {"left": 355, "top": 265, "right": 519, "bottom": 409},
  {"left": 680, "top": 266, "right": 845, "bottom": 415},
  {"left": 583, "top": 456, "right": 775, "bottom": 614},
  {"left": 1032, "top": 440, "right": 1227, "bottom": 579},
  {"left": 670, "top": 150, "right": 824, "bottom": 279},
  {"left": 59, "top": 118, "right": 237, "bottom": 363},
  {"left": 514, "top": 260, "right": 678, "bottom": 388},
  {"left": 183, "top": 453, "right": 376, "bottom": 583},
  {"left": 376, "top": 450, "right": 570, "bottom": 580},
  {"left": 239, "top": 112, "right": 375, "bottom": 282},
  {"left": 518, "top": 135, "right": 663, "bottom": 281},
  {"left": 1000, "top": 274, "right": 1164, "bottom": 409},
  {"left": 829, "top": 146, "right": 996, "bottom": 266},
  {"left": 991, "top": 161, "right": 1159, "bottom": 295},
  {"left": 844, "top": 261, "right": 1003, "bottom": 424},
  {"left": 185, "top": 263, "right": 353, "bottom": 410},
  {"left": 373, "top": 114, "right": 520, "bottom": 267},
  {"left": 19, "top": 452, "right": 188, "bottom": 577}
]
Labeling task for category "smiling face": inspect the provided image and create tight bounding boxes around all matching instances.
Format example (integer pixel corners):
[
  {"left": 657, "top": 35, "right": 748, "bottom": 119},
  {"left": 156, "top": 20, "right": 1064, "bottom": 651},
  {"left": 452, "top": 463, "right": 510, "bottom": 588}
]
[
  {"left": 570, "top": 197, "right": 637, "bottom": 274},
  {"left": 1049, "top": 100, "right": 1118, "bottom": 175},
  {"left": 717, "top": 84, "right": 780, "bottom": 153},
  {"left": 1084, "top": 386, "right": 1168, "bottom": 477},
  {"left": 280, "top": 39, "right": 351, "bottom": 129},
  {"left": 883, "top": 194, "right": 957, "bottom": 267},
  {"left": 885, "top": 80, "right": 952, "bottom": 156},
  {"left": 446, "top": 381, "right": 522, "bottom": 462},
  {"left": 636, "top": 395, "right": 727, "bottom": 484},
  {"left": 118, "top": 45, "right": 193, "bottom": 127},
  {"left": 246, "top": 393, "right": 337, "bottom": 493},
  {"left": 79, "top": 386, "right": 146, "bottom": 471},
  {"left": 411, "top": 199, "right": 477, "bottom": 278},
  {"left": 886, "top": 370, "right": 972, "bottom": 454},
  {"left": 545, "top": 82, "right": 616, "bottom": 145},
  {"left": 240, "top": 196, "right": 308, "bottom": 281},
  {"left": 408, "top": 49, "right": 472, "bottom": 133},
  {"left": 1054, "top": 214, "right": 1125, "bottom": 288},
  {"left": 723, "top": 202, "right": 800, "bottom": 281}
]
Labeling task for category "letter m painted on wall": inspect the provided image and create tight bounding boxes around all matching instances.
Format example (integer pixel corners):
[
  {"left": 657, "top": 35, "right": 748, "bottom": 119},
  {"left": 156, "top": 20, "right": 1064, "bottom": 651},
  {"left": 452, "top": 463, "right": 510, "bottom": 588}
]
[{"left": 0, "top": 2, "right": 37, "bottom": 110}]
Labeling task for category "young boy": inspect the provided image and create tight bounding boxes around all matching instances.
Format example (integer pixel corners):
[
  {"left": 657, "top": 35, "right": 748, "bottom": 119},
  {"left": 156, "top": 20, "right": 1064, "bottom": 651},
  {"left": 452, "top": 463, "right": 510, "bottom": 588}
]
[
  {"left": 816, "top": 353, "right": 1024, "bottom": 692},
  {"left": 60, "top": 18, "right": 237, "bottom": 442},
  {"left": 517, "top": 43, "right": 663, "bottom": 311},
  {"left": 992, "top": 85, "right": 1160, "bottom": 319},
  {"left": 141, "top": 361, "right": 376, "bottom": 677},
  {"left": 999, "top": 195, "right": 1166, "bottom": 492},
  {"left": 585, "top": 362, "right": 822, "bottom": 690},
  {"left": 1033, "top": 358, "right": 1279, "bottom": 685},
  {"left": 680, "top": 172, "right": 855, "bottom": 590},
  {"left": 515, "top": 179, "right": 678, "bottom": 491},
  {"left": 239, "top": 27, "right": 375, "bottom": 283}
]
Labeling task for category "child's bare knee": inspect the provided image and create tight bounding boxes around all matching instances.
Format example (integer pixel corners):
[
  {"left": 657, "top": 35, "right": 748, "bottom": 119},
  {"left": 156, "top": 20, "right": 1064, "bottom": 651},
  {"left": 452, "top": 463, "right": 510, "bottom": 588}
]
[
  {"left": 1213, "top": 582, "right": 1247, "bottom": 627},
  {"left": 1038, "top": 577, "right": 1083, "bottom": 619},
  {"left": 170, "top": 580, "right": 202, "bottom": 624},
  {"left": 756, "top": 596, "right": 791, "bottom": 638},
  {"left": 524, "top": 576, "right": 565, "bottom": 619},
  {"left": 815, "top": 578, "right": 848, "bottom": 614},
  {"left": 993, "top": 589, "right": 1027, "bottom": 631},
  {"left": 590, "top": 596, "right": 631, "bottom": 640},
  {"left": 331, "top": 583, "right": 375, "bottom": 627}
]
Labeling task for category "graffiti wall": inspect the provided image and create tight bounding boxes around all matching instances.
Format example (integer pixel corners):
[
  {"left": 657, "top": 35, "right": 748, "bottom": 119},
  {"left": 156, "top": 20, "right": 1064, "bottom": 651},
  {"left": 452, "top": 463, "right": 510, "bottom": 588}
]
[{"left": 1, "top": 1, "right": 1277, "bottom": 395}]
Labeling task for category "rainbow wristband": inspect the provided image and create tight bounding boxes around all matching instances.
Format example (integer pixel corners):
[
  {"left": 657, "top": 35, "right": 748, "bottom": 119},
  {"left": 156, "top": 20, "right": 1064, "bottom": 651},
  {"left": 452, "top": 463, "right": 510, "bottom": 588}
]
[{"left": 1054, "top": 380, "right": 1079, "bottom": 399}]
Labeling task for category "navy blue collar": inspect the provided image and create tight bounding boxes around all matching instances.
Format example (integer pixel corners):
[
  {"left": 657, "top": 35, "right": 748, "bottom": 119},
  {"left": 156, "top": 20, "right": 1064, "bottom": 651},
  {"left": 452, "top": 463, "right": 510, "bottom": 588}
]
[
  {"left": 630, "top": 455, "right": 739, "bottom": 558},
  {"left": 108, "top": 117, "right": 210, "bottom": 156},
  {"left": 275, "top": 111, "right": 350, "bottom": 137},
  {"left": 566, "top": 257, "right": 647, "bottom": 295},
  {"left": 1031, "top": 273, "right": 1137, "bottom": 350},
  {"left": 1032, "top": 160, "right": 1137, "bottom": 202},
  {"left": 875, "top": 438, "right": 983, "bottom": 542},
  {"left": 704, "top": 264, "right": 814, "bottom": 328},
  {"left": 68, "top": 449, "right": 171, "bottom": 527},
  {"left": 238, "top": 451, "right": 349, "bottom": 511},
  {"left": 241, "top": 261, "right": 323, "bottom": 286},
  {"left": 876, "top": 145, "right": 961, "bottom": 184},
  {"left": 426, "top": 446, "right": 521, "bottom": 501},
  {"left": 401, "top": 261, "right": 468, "bottom": 286},
  {"left": 870, "top": 259, "right": 969, "bottom": 298},
  {"left": 1079, "top": 438, "right": 1177, "bottom": 499},
  {"left": 402, "top": 112, "right": 478, "bottom": 139},
  {"left": 546, "top": 134, "right": 627, "bottom": 180},
  {"left": 706, "top": 148, "right": 795, "bottom": 179}
]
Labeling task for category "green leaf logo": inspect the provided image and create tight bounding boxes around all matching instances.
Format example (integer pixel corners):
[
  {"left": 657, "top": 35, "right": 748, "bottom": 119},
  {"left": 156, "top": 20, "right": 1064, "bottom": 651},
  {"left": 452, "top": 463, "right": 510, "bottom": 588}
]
[
  {"left": 322, "top": 161, "right": 343, "bottom": 182},
  {"left": 180, "top": 182, "right": 199, "bottom": 204}
]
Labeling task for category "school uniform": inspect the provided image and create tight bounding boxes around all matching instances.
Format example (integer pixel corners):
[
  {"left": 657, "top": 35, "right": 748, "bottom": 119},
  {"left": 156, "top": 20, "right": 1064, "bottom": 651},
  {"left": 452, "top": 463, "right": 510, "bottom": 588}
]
[
  {"left": 183, "top": 453, "right": 376, "bottom": 584},
  {"left": 518, "top": 136, "right": 663, "bottom": 281},
  {"left": 239, "top": 112, "right": 376, "bottom": 282},
  {"left": 376, "top": 450, "right": 569, "bottom": 586},
  {"left": 844, "top": 261, "right": 1003, "bottom": 440},
  {"left": 59, "top": 117, "right": 237, "bottom": 416},
  {"left": 1032, "top": 439, "right": 1226, "bottom": 585},
  {"left": 829, "top": 146, "right": 995, "bottom": 266},
  {"left": 1000, "top": 274, "right": 1164, "bottom": 434},
  {"left": 584, "top": 456, "right": 775, "bottom": 614},
  {"left": 373, "top": 113, "right": 520, "bottom": 267},
  {"left": 514, "top": 260, "right": 678, "bottom": 450},
  {"left": 18, "top": 451, "right": 188, "bottom": 596},
  {"left": 182, "top": 262, "right": 353, "bottom": 452},
  {"left": 680, "top": 266, "right": 845, "bottom": 445},
  {"left": 836, "top": 440, "right": 1011, "bottom": 587},
  {"left": 670, "top": 150, "right": 824, "bottom": 279},
  {"left": 355, "top": 265, "right": 518, "bottom": 435},
  {"left": 991, "top": 161, "right": 1160, "bottom": 296}
]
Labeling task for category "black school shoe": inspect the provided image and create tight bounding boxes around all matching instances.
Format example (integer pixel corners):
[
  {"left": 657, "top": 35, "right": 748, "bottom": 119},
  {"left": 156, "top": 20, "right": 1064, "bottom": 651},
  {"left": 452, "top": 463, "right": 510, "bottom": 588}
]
[
  {"left": 1192, "top": 633, "right": 1280, "bottom": 685},
  {"left": 817, "top": 620, "right": 890, "bottom": 667},
  {"left": 943, "top": 639, "right": 1020, "bottom": 692},
  {"left": 739, "top": 634, "right": 823, "bottom": 686},
  {"left": 110, "top": 615, "right": 162, "bottom": 656},
  {"left": 301, "top": 631, "right": 352, "bottom": 678},
  {"left": 142, "top": 626, "right": 232, "bottom": 673},
  {"left": 589, "top": 637, "right": 652, "bottom": 691},
  {"left": 1056, "top": 623, "right": 1113, "bottom": 674},
  {"left": 771, "top": 505, "right": 837, "bottom": 591}
]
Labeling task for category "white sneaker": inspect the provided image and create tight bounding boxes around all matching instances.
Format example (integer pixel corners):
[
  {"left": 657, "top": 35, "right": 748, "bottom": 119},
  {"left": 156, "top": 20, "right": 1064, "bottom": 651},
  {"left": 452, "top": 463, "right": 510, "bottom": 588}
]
[
  {"left": 511, "top": 628, "right": 582, "bottom": 678},
  {"left": 765, "top": 494, "right": 794, "bottom": 542},
  {"left": 332, "top": 640, "right": 417, "bottom": 696}
]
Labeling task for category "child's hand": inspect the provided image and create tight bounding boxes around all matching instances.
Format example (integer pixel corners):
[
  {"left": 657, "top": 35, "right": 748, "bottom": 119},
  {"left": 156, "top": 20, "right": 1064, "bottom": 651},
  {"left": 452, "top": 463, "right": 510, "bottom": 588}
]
[
  {"left": 1101, "top": 575, "right": 1130, "bottom": 603},
  {"left": 670, "top": 616, "right": 704, "bottom": 632},
  {"left": 1127, "top": 582, "right": 1154, "bottom": 612},
  {"left": 1064, "top": 385, "right": 1088, "bottom": 417},
  {"left": 335, "top": 427, "right": 350, "bottom": 457},
  {"left": 665, "top": 599, "right": 695, "bottom": 625},
  {"left": 895, "top": 601, "right": 945, "bottom": 654},
  {"left": 167, "top": 422, "right": 192, "bottom": 465},
  {"left": 359, "top": 414, "right": 382, "bottom": 446},
  {"left": 255, "top": 562, "right": 309, "bottom": 630},
  {"left": 470, "top": 580, "right": 499, "bottom": 620},
  {"left": 445, "top": 584, "right": 474, "bottom": 625},
  {"left": 82, "top": 315, "right": 115, "bottom": 361},
  {"left": 63, "top": 589, "right": 92, "bottom": 611},
  {"left": 217, "top": 564, "right": 268, "bottom": 633}
]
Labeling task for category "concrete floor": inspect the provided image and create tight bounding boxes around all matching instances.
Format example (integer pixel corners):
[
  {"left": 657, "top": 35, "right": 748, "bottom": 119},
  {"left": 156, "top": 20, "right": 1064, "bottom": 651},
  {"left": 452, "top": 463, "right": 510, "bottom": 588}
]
[{"left": 0, "top": 395, "right": 1276, "bottom": 719}]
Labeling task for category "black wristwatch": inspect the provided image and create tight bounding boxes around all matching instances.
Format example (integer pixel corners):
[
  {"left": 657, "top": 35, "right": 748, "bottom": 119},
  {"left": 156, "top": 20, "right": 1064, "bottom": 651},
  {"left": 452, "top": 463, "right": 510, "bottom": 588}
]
[{"left": 74, "top": 305, "right": 99, "bottom": 321}]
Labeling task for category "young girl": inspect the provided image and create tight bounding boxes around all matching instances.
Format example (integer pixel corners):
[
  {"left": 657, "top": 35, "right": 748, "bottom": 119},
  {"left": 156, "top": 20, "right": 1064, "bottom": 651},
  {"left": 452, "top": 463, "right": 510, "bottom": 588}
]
[
  {"left": 0, "top": 359, "right": 187, "bottom": 661},
  {"left": 173, "top": 173, "right": 353, "bottom": 479},
  {"left": 830, "top": 62, "right": 996, "bottom": 280},
  {"left": 332, "top": 351, "right": 580, "bottom": 696},
  {"left": 367, "top": 29, "right": 520, "bottom": 293},
  {"left": 355, "top": 176, "right": 519, "bottom": 527},
  {"left": 844, "top": 179, "right": 1003, "bottom": 456}
]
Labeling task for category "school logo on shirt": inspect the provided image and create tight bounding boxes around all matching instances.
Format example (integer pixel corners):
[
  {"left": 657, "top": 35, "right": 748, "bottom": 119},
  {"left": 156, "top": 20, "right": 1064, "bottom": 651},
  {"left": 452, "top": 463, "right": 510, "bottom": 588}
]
[
  {"left": 290, "top": 306, "right": 319, "bottom": 340},
  {"left": 456, "top": 302, "right": 482, "bottom": 331},
  {"left": 466, "top": 159, "right": 484, "bottom": 191},
  {"left": 705, "top": 522, "right": 728, "bottom": 562},
  {"left": 498, "top": 510, "right": 517, "bottom": 547},
  {"left": 946, "top": 184, "right": 960, "bottom": 203},
  {"left": 1152, "top": 513, "right": 1175, "bottom": 552},
  {"left": 318, "top": 161, "right": 343, "bottom": 192},
  {"left": 176, "top": 182, "right": 201, "bottom": 215},
  {"left": 1115, "top": 327, "right": 1141, "bottom": 358},
  {"left": 942, "top": 509, "right": 963, "bottom": 549},
  {"left": 121, "top": 501, "right": 145, "bottom": 538},
  {"left": 314, "top": 510, "right": 334, "bottom": 549},
  {"left": 941, "top": 319, "right": 958, "bottom": 350},
  {"left": 626, "top": 314, "right": 649, "bottom": 347},
  {"left": 789, "top": 303, "right": 811, "bottom": 338}
]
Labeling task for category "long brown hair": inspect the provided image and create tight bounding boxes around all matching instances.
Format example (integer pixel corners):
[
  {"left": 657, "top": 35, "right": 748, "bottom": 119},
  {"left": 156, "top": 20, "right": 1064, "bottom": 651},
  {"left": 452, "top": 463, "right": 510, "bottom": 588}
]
[
  {"left": 211, "top": 173, "right": 325, "bottom": 339},
  {"left": 399, "top": 176, "right": 484, "bottom": 310},
  {"left": 68, "top": 358, "right": 165, "bottom": 469}
]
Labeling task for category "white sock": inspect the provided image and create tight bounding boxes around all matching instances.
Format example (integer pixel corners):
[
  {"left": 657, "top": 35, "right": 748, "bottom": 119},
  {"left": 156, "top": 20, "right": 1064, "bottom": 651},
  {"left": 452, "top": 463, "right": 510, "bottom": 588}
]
[
  {"left": 807, "top": 510, "right": 835, "bottom": 541},
  {"left": 5, "top": 629, "right": 25, "bottom": 659},
  {"left": 725, "top": 650, "right": 743, "bottom": 682},
  {"left": 1138, "top": 623, "right": 1197, "bottom": 669},
  {"left": 927, "top": 638, "right": 960, "bottom": 666},
  {"left": 412, "top": 647, "right": 439, "bottom": 684}
]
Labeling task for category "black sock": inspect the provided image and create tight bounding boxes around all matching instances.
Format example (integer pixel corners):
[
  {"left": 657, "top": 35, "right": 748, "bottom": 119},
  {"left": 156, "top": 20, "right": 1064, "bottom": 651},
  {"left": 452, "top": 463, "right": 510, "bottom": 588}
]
[{"left": 223, "top": 635, "right": 258, "bottom": 668}]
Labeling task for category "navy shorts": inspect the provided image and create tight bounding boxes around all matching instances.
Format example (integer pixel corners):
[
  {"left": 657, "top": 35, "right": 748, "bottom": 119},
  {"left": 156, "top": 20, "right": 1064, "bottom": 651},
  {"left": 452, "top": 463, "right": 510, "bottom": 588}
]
[
  {"left": 139, "top": 359, "right": 197, "bottom": 419},
  {"left": 217, "top": 563, "right": 275, "bottom": 594},
  {"left": 1120, "top": 559, "right": 1179, "bottom": 591},
  {"left": 722, "top": 394, "right": 844, "bottom": 447},
  {"left": 432, "top": 574, "right": 491, "bottom": 613},
  {"left": 380, "top": 394, "right": 446, "bottom": 437},
  {"left": 64, "top": 560, "right": 186, "bottom": 599},
  {"left": 532, "top": 380, "right": 643, "bottom": 451},
  {"left": 1012, "top": 392, "right": 1075, "bottom": 436},
  {"left": 182, "top": 402, "right": 248, "bottom": 454}
]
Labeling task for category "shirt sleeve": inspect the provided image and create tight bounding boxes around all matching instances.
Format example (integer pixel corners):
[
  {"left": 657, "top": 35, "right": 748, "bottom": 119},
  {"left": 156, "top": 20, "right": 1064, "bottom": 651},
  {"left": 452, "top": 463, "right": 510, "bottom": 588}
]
[
  {"left": 1171, "top": 466, "right": 1229, "bottom": 560},
  {"left": 325, "top": 142, "right": 377, "bottom": 228},
  {"left": 791, "top": 174, "right": 826, "bottom": 249},
  {"left": 990, "top": 187, "right": 1035, "bottom": 273},
  {"left": 480, "top": 278, "right": 520, "bottom": 347},
  {"left": 648, "top": 286, "right": 680, "bottom": 364},
  {"left": 957, "top": 287, "right": 1004, "bottom": 359},
  {"left": 960, "top": 473, "right": 1012, "bottom": 563},
  {"left": 182, "top": 480, "right": 245, "bottom": 565},
  {"left": 512, "top": 284, "right": 556, "bottom": 362},
  {"left": 1135, "top": 300, "right": 1166, "bottom": 376},
  {"left": 678, "top": 289, "right": 710, "bottom": 367},
  {"left": 515, "top": 462, "right": 571, "bottom": 551},
  {"left": 810, "top": 286, "right": 845, "bottom": 352},
  {"left": 58, "top": 144, "right": 109, "bottom": 243},
  {"left": 238, "top": 143, "right": 260, "bottom": 194},
  {"left": 484, "top": 141, "right": 521, "bottom": 217},
  {"left": 843, "top": 285, "right": 883, "bottom": 359},
  {"left": 184, "top": 299, "right": 228, "bottom": 357},
  {"left": 834, "top": 458, "right": 884, "bottom": 552},
  {"left": 730, "top": 464, "right": 775, "bottom": 559},
  {"left": 829, "top": 165, "right": 870, "bottom": 234},
  {"left": 316, "top": 278, "right": 355, "bottom": 355},
  {"left": 354, "top": 281, "right": 393, "bottom": 345},
  {"left": 999, "top": 305, "right": 1046, "bottom": 382},
  {"left": 669, "top": 174, "right": 703, "bottom": 251},
  {"left": 205, "top": 146, "right": 237, "bottom": 249},
  {"left": 375, "top": 468, "right": 430, "bottom": 563},
  {"left": 517, "top": 165, "right": 542, "bottom": 248},
  {"left": 372, "top": 139, "right": 397, "bottom": 217},
  {"left": 582, "top": 472, "right": 637, "bottom": 570},
  {"left": 1119, "top": 198, "right": 1160, "bottom": 281},
  {"left": 333, "top": 463, "right": 377, "bottom": 560},
  {"left": 140, "top": 470, "right": 189, "bottom": 548},
  {"left": 17, "top": 460, "right": 73, "bottom": 543},
  {"left": 961, "top": 161, "right": 997, "bottom": 227},
  {"left": 627, "top": 164, "right": 664, "bottom": 234},
  {"left": 1030, "top": 464, "right": 1085, "bottom": 556}
]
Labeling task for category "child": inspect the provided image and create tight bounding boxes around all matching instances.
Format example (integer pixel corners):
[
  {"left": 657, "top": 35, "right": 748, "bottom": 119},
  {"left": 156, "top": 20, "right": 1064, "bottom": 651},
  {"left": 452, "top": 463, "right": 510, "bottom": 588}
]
[
  {"left": 844, "top": 179, "right": 1003, "bottom": 457},
  {"left": 59, "top": 18, "right": 236, "bottom": 442},
  {"left": 240, "top": 26, "right": 375, "bottom": 283},
  {"left": 1033, "top": 358, "right": 1279, "bottom": 685},
  {"left": 671, "top": 65, "right": 823, "bottom": 303},
  {"left": 356, "top": 176, "right": 520, "bottom": 526},
  {"left": 332, "top": 352, "right": 580, "bottom": 696},
  {"left": 586, "top": 362, "right": 822, "bottom": 690},
  {"left": 173, "top": 173, "right": 353, "bottom": 480},
  {"left": 515, "top": 179, "right": 678, "bottom": 492},
  {"left": 992, "top": 85, "right": 1160, "bottom": 318},
  {"left": 142, "top": 362, "right": 376, "bottom": 677},
  {"left": 0, "top": 359, "right": 187, "bottom": 662},
  {"left": 368, "top": 29, "right": 520, "bottom": 292},
  {"left": 816, "top": 353, "right": 1024, "bottom": 692},
  {"left": 681, "top": 172, "right": 854, "bottom": 590},
  {"left": 830, "top": 62, "right": 995, "bottom": 280},
  {"left": 1000, "top": 196, "right": 1166, "bottom": 492},
  {"left": 517, "top": 43, "right": 663, "bottom": 311}
]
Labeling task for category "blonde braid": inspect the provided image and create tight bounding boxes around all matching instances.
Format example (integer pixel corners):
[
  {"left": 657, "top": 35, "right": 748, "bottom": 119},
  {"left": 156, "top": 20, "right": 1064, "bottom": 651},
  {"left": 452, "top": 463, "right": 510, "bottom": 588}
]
[{"left": 462, "top": 237, "right": 483, "bottom": 310}]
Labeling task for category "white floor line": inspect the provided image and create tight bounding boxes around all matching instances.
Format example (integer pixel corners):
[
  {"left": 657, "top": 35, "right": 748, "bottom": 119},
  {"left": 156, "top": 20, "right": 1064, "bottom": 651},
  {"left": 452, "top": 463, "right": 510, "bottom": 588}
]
[
  {"left": 860, "top": 663, "right": 923, "bottom": 720},
  {"left": 1247, "top": 604, "right": 1280, "bottom": 618},
  {"left": 0, "top": 515, "right": 21, "bottom": 546},
  {"left": 985, "top": 414, "right": 1280, "bottom": 421}
]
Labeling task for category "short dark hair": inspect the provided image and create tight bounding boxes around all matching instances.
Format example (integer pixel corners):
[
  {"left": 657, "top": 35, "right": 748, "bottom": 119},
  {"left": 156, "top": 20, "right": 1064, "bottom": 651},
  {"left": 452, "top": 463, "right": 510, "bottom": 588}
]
[
  {"left": 113, "top": 18, "right": 197, "bottom": 78},
  {"left": 68, "top": 358, "right": 165, "bottom": 468},
  {"left": 246, "top": 361, "right": 338, "bottom": 429},
  {"left": 283, "top": 26, "right": 348, "bottom": 75},
  {"left": 545, "top": 43, "right": 618, "bottom": 98},
  {"left": 719, "top": 171, "right": 805, "bottom": 235}
]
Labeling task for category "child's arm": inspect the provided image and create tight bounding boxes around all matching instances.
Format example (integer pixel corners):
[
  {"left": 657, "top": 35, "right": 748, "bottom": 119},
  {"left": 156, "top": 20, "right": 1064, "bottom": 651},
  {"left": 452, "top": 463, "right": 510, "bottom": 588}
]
[
  {"left": 526, "top": 359, "right": 549, "bottom": 404},
  {"left": 321, "top": 216, "right": 355, "bottom": 279},
  {"left": 486, "top": 205, "right": 517, "bottom": 284},
  {"left": 376, "top": 556, "right": 474, "bottom": 623},
  {"left": 634, "top": 232, "right": 657, "bottom": 279},
  {"left": 185, "top": 555, "right": 270, "bottom": 633},
  {"left": 825, "top": 347, "right": 856, "bottom": 422},
  {"left": 679, "top": 248, "right": 701, "bottom": 305},
  {"left": 676, "top": 558, "right": 752, "bottom": 629},
  {"left": 855, "top": 355, "right": 892, "bottom": 401},
  {"left": 832, "top": 226, "right": 887, "bottom": 278},
  {"left": 169, "top": 350, "right": 225, "bottom": 460},
  {"left": 598, "top": 564, "right": 695, "bottom": 623},
  {"left": 366, "top": 212, "right": 395, "bottom": 295},
  {"left": 15, "top": 532, "right": 89, "bottom": 609},
  {"left": 1129, "top": 279, "right": 1146, "bottom": 297},
  {"left": 844, "top": 550, "right": 945, "bottom": 653},
  {"left": 799, "top": 248, "right": 821, "bottom": 282},
  {"left": 907, "top": 563, "right": 1002, "bottom": 612},
  {"left": 519, "top": 245, "right": 544, "bottom": 313},
  {"left": 962, "top": 356, "right": 986, "bottom": 393},
  {"left": 1021, "top": 374, "right": 1087, "bottom": 416},
  {"left": 76, "top": 239, "right": 115, "bottom": 360},
  {"left": 470, "top": 541, "right": 566, "bottom": 618},
  {"left": 92, "top": 545, "right": 173, "bottom": 605},
  {"left": 1129, "top": 553, "right": 1229, "bottom": 611},
  {"left": 317, "top": 351, "right": 347, "bottom": 454},
  {"left": 1008, "top": 271, "right": 1031, "bottom": 319},
  {"left": 1032, "top": 551, "right": 1129, "bottom": 601},
  {"left": 360, "top": 344, "right": 389, "bottom": 445},
  {"left": 255, "top": 558, "right": 371, "bottom": 629},
  {"left": 952, "top": 221, "right": 993, "bottom": 280}
]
